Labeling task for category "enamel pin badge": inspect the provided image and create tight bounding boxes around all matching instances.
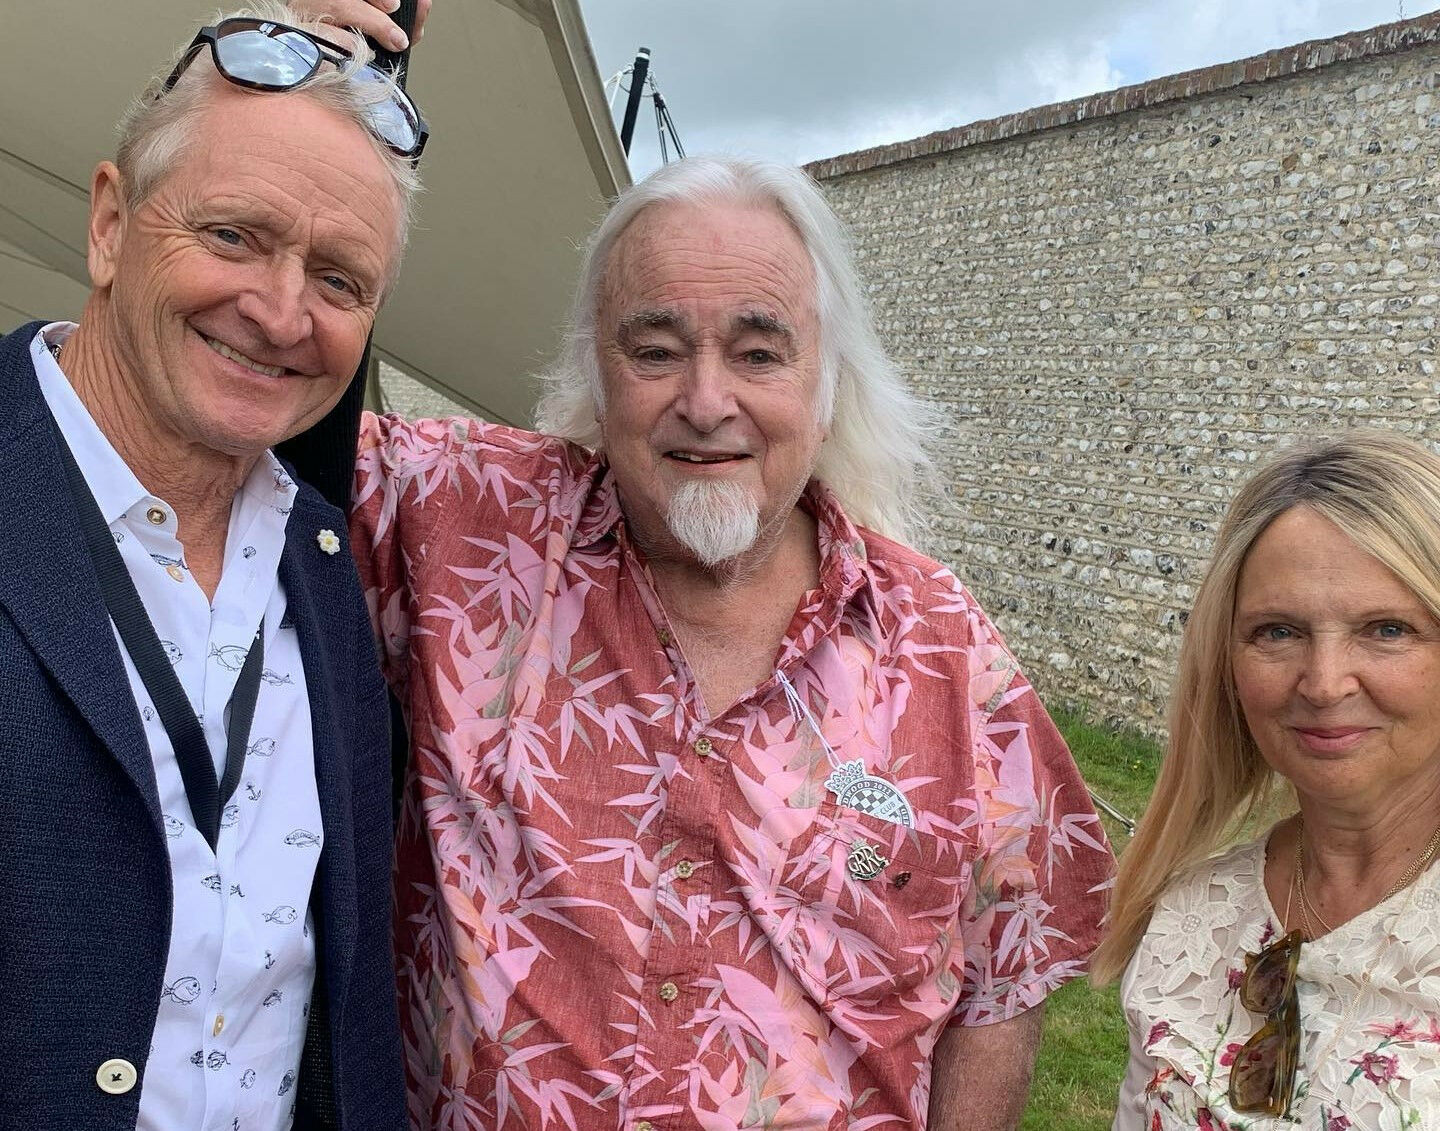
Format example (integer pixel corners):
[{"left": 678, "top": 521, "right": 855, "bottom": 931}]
[
  {"left": 824, "top": 758, "right": 915, "bottom": 828},
  {"left": 846, "top": 840, "right": 889, "bottom": 881}
]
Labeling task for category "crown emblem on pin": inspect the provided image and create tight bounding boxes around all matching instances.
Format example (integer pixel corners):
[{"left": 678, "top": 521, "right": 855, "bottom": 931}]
[
  {"left": 824, "top": 759, "right": 868, "bottom": 797},
  {"left": 824, "top": 758, "right": 916, "bottom": 828}
]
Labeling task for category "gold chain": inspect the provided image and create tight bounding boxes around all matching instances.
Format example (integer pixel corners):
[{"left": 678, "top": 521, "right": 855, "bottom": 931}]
[
  {"left": 1295, "top": 829, "right": 1332, "bottom": 939},
  {"left": 1295, "top": 813, "right": 1440, "bottom": 939},
  {"left": 1382, "top": 818, "right": 1440, "bottom": 899}
]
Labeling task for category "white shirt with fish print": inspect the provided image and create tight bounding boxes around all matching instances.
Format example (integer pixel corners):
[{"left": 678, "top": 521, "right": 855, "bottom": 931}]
[{"left": 35, "top": 325, "right": 323, "bottom": 1131}]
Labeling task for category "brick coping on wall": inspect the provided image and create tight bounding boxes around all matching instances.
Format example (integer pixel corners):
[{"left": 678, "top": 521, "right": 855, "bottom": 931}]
[{"left": 804, "top": 11, "right": 1440, "bottom": 181}]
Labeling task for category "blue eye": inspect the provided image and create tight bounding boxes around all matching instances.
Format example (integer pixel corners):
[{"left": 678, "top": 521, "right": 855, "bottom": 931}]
[
  {"left": 1254, "top": 624, "right": 1295, "bottom": 644},
  {"left": 212, "top": 227, "right": 243, "bottom": 246},
  {"left": 1374, "top": 621, "right": 1409, "bottom": 640}
]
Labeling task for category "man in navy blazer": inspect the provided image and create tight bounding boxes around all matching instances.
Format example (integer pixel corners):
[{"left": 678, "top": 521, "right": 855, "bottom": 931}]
[{"left": 0, "top": 5, "right": 418, "bottom": 1127}]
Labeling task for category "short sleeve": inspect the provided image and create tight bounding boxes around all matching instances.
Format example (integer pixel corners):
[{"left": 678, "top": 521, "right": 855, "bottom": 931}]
[
  {"left": 946, "top": 605, "right": 1114, "bottom": 1026},
  {"left": 1111, "top": 987, "right": 1155, "bottom": 1131}
]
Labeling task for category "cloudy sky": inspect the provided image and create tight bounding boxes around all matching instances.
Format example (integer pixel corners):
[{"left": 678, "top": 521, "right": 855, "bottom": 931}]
[{"left": 577, "top": 0, "right": 1440, "bottom": 176}]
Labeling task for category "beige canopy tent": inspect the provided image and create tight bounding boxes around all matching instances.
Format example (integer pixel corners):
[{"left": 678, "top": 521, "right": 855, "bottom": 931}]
[{"left": 0, "top": 0, "right": 628, "bottom": 425}]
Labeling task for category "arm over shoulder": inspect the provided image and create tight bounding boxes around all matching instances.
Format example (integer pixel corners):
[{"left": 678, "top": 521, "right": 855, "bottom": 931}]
[{"left": 350, "top": 411, "right": 588, "bottom": 692}]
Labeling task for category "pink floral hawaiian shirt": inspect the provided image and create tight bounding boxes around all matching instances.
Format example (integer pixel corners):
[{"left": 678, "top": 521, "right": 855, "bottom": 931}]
[{"left": 353, "top": 413, "right": 1113, "bottom": 1131}]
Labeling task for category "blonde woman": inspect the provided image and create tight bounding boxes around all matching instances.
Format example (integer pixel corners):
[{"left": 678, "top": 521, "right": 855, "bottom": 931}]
[{"left": 1092, "top": 431, "right": 1440, "bottom": 1130}]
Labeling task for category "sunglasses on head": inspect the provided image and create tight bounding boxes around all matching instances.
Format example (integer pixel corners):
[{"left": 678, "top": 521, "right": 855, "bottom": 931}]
[
  {"left": 1228, "top": 928, "right": 1303, "bottom": 1117},
  {"left": 162, "top": 17, "right": 428, "bottom": 163}
]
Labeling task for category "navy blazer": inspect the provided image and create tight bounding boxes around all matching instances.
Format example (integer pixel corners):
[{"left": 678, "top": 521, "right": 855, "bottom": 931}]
[{"left": 0, "top": 323, "right": 404, "bottom": 1129}]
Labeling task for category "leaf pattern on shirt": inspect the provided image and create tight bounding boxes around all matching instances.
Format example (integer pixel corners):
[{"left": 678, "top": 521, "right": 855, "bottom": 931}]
[{"left": 355, "top": 413, "right": 1112, "bottom": 1130}]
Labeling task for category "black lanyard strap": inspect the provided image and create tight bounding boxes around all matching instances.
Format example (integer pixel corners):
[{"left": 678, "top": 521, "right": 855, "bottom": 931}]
[{"left": 50, "top": 418, "right": 264, "bottom": 850}]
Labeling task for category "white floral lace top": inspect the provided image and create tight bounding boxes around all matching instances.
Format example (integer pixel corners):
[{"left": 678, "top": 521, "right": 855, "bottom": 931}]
[{"left": 1115, "top": 833, "right": 1440, "bottom": 1131}]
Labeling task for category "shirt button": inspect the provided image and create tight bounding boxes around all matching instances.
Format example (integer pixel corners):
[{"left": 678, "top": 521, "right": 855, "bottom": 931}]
[
  {"left": 658, "top": 981, "right": 679, "bottom": 1003},
  {"left": 145, "top": 506, "right": 167, "bottom": 526},
  {"left": 674, "top": 860, "right": 695, "bottom": 880},
  {"left": 212, "top": 1013, "right": 225, "bottom": 1037},
  {"left": 692, "top": 737, "right": 712, "bottom": 757},
  {"left": 96, "top": 1058, "right": 138, "bottom": 1095}
]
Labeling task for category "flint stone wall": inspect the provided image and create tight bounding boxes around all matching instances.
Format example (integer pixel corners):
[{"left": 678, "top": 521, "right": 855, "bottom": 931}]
[{"left": 808, "top": 15, "right": 1440, "bottom": 735}]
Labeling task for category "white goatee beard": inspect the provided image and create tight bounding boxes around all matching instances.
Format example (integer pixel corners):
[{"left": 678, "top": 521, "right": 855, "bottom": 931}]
[{"left": 665, "top": 478, "right": 761, "bottom": 567}]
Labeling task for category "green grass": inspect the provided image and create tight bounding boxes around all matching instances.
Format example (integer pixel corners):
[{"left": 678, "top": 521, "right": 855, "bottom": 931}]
[
  {"left": 1020, "top": 708, "right": 1164, "bottom": 1131},
  {"left": 1051, "top": 707, "right": 1164, "bottom": 847},
  {"left": 1021, "top": 978, "right": 1131, "bottom": 1130}
]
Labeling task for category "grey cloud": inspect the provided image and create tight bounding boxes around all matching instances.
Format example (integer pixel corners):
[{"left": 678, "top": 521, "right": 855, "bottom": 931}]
[{"left": 581, "top": 0, "right": 1440, "bottom": 175}]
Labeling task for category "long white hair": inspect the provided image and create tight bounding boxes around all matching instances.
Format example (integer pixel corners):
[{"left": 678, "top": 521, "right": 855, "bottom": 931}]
[{"left": 533, "top": 155, "right": 941, "bottom": 542}]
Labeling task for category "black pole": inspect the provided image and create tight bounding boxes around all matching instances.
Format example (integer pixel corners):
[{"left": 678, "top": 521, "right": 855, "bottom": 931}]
[
  {"left": 269, "top": 2, "right": 420, "bottom": 832},
  {"left": 369, "top": 0, "right": 419, "bottom": 80},
  {"left": 273, "top": 2, "right": 418, "bottom": 510},
  {"left": 618, "top": 47, "right": 650, "bottom": 156},
  {"left": 654, "top": 90, "right": 684, "bottom": 161}
]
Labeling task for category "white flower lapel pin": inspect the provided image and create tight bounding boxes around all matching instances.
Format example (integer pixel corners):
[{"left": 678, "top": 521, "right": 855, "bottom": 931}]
[{"left": 317, "top": 529, "right": 341, "bottom": 555}]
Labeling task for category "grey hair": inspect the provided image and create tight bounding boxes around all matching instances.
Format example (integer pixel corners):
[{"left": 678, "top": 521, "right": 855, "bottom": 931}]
[
  {"left": 115, "top": 1, "right": 420, "bottom": 263},
  {"left": 532, "top": 154, "right": 942, "bottom": 542}
]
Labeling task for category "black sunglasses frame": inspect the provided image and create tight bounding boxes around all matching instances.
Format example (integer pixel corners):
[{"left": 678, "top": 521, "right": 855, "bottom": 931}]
[{"left": 161, "top": 18, "right": 428, "bottom": 163}]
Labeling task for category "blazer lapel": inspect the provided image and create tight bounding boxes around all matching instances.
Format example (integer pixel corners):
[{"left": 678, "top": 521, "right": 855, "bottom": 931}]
[
  {"left": 278, "top": 486, "right": 358, "bottom": 1004},
  {"left": 0, "top": 325, "right": 160, "bottom": 818}
]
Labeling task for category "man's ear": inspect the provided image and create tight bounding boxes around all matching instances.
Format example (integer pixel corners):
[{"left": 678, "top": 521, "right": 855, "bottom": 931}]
[{"left": 87, "top": 162, "right": 128, "bottom": 290}]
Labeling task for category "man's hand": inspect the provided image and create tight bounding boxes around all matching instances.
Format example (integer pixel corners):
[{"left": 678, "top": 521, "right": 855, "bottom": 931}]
[
  {"left": 288, "top": 0, "right": 433, "bottom": 51},
  {"left": 927, "top": 1004, "right": 1046, "bottom": 1131}
]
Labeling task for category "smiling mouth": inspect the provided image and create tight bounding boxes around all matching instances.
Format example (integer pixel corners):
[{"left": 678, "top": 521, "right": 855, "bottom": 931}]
[
  {"left": 1291, "top": 725, "right": 1375, "bottom": 752},
  {"left": 666, "top": 451, "right": 749, "bottom": 464},
  {"left": 202, "top": 334, "right": 287, "bottom": 378}
]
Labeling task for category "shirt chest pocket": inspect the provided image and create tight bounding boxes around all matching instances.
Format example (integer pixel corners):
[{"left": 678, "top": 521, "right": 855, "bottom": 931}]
[{"left": 761, "top": 801, "right": 973, "bottom": 1006}]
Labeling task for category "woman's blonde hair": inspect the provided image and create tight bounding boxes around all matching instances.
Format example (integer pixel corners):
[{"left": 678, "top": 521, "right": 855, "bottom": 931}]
[{"left": 1090, "top": 428, "right": 1440, "bottom": 985}]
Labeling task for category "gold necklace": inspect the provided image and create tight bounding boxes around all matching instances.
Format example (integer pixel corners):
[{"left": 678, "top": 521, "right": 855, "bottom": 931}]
[
  {"left": 1382, "top": 819, "right": 1440, "bottom": 899},
  {"left": 1295, "top": 813, "right": 1440, "bottom": 939},
  {"left": 1295, "top": 833, "right": 1332, "bottom": 939}
]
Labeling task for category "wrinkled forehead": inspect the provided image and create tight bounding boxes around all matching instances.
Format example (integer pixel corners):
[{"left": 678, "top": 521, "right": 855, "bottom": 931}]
[
  {"left": 181, "top": 85, "right": 403, "bottom": 254},
  {"left": 601, "top": 200, "right": 819, "bottom": 325}
]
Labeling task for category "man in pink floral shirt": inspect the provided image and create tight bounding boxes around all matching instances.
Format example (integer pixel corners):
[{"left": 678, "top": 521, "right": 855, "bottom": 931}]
[{"left": 353, "top": 156, "right": 1112, "bottom": 1130}]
